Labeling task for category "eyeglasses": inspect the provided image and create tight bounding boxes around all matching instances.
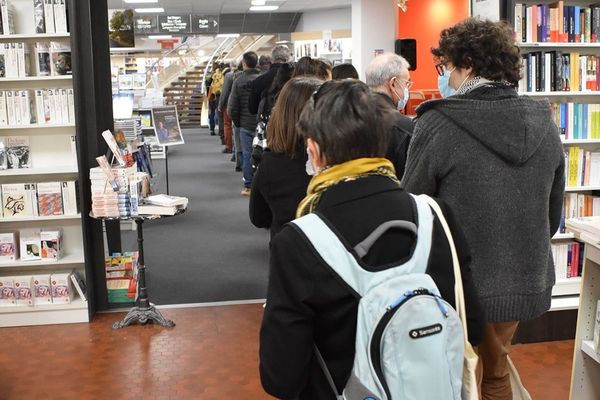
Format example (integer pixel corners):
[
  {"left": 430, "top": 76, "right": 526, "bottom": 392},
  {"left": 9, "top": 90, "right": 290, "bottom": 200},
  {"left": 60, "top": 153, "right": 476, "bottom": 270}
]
[
  {"left": 397, "top": 78, "right": 413, "bottom": 90},
  {"left": 435, "top": 63, "right": 445, "bottom": 76}
]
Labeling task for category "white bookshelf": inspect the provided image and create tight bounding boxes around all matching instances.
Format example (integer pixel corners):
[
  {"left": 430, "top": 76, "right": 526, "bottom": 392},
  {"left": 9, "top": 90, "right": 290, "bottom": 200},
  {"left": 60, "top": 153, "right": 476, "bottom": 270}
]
[
  {"left": 562, "top": 139, "right": 600, "bottom": 145},
  {"left": 0, "top": 298, "right": 88, "bottom": 327},
  {"left": 0, "top": 213, "right": 81, "bottom": 223},
  {"left": 566, "top": 186, "right": 600, "bottom": 192},
  {"left": 0, "top": 165, "right": 78, "bottom": 176},
  {"left": 550, "top": 295, "right": 580, "bottom": 311},
  {"left": 552, "top": 278, "right": 582, "bottom": 296},
  {"left": 0, "top": 252, "right": 84, "bottom": 268},
  {"left": 581, "top": 340, "right": 600, "bottom": 364},
  {"left": 518, "top": 42, "right": 600, "bottom": 48},
  {"left": 554, "top": 232, "right": 576, "bottom": 240},
  {"left": 519, "top": 91, "right": 600, "bottom": 97},
  {"left": 0, "top": 0, "right": 88, "bottom": 327}
]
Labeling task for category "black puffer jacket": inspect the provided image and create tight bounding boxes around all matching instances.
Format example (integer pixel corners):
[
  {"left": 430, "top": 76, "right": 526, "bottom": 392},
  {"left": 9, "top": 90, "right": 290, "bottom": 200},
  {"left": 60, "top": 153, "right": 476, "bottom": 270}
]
[{"left": 227, "top": 68, "right": 260, "bottom": 130}]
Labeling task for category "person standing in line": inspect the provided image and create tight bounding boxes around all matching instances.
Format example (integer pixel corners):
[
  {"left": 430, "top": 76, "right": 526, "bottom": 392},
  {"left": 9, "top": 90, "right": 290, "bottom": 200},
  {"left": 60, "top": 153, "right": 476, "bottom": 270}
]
[
  {"left": 258, "top": 55, "right": 272, "bottom": 72},
  {"left": 205, "top": 62, "right": 220, "bottom": 136},
  {"left": 259, "top": 80, "right": 485, "bottom": 399},
  {"left": 249, "top": 76, "right": 323, "bottom": 239},
  {"left": 218, "top": 61, "right": 237, "bottom": 154},
  {"left": 228, "top": 51, "right": 260, "bottom": 196},
  {"left": 401, "top": 18, "right": 565, "bottom": 399},
  {"left": 365, "top": 53, "right": 414, "bottom": 179},
  {"left": 248, "top": 45, "right": 292, "bottom": 117},
  {"left": 331, "top": 63, "right": 359, "bottom": 80}
]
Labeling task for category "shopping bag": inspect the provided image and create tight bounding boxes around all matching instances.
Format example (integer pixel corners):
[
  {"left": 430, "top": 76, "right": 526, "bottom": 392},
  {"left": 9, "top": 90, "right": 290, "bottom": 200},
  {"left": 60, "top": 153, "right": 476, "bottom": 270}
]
[{"left": 508, "top": 356, "right": 532, "bottom": 400}]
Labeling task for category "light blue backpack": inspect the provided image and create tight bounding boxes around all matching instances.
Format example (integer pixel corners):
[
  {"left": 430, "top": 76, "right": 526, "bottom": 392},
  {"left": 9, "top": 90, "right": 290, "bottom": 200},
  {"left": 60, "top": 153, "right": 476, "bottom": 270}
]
[{"left": 291, "top": 194, "right": 465, "bottom": 400}]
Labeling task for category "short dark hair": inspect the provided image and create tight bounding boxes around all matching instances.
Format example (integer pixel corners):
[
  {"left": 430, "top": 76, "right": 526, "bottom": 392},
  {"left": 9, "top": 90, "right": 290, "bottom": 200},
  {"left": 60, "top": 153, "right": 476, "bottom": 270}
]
[
  {"left": 259, "top": 55, "right": 272, "bottom": 66},
  {"left": 332, "top": 63, "right": 359, "bottom": 80},
  {"left": 432, "top": 18, "right": 521, "bottom": 85},
  {"left": 242, "top": 51, "right": 258, "bottom": 69},
  {"left": 297, "top": 80, "right": 392, "bottom": 165}
]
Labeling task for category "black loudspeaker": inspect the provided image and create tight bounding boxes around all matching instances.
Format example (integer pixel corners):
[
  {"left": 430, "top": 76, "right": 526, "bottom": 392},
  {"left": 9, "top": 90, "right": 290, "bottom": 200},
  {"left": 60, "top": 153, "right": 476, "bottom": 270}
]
[{"left": 395, "top": 39, "right": 417, "bottom": 71}]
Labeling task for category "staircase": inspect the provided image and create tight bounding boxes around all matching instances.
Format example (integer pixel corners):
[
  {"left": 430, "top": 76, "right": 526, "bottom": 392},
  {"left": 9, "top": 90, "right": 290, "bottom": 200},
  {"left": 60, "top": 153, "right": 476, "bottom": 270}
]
[{"left": 163, "top": 65, "right": 205, "bottom": 128}]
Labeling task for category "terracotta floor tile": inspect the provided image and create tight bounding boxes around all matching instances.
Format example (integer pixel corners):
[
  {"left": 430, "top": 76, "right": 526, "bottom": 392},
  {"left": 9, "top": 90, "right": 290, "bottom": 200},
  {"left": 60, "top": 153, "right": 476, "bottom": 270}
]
[{"left": 0, "top": 304, "right": 574, "bottom": 399}]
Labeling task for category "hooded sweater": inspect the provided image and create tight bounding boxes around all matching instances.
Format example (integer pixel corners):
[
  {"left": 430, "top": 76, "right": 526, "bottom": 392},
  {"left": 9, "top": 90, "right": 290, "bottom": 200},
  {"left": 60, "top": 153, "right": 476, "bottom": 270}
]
[{"left": 401, "top": 83, "right": 565, "bottom": 322}]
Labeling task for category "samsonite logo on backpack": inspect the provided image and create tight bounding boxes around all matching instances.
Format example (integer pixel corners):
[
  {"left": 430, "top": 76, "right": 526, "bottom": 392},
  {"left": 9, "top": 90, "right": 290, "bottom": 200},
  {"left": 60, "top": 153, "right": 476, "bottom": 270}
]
[{"left": 292, "top": 194, "right": 465, "bottom": 400}]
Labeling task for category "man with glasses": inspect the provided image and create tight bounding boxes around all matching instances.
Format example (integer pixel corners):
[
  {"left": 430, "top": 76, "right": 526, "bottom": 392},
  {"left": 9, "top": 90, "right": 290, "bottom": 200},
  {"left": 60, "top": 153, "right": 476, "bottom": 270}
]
[{"left": 365, "top": 53, "right": 414, "bottom": 179}]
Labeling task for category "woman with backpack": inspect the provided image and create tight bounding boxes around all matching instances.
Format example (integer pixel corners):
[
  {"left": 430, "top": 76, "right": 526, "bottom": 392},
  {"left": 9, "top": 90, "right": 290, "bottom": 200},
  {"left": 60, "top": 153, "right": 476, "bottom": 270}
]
[{"left": 259, "top": 79, "right": 486, "bottom": 399}]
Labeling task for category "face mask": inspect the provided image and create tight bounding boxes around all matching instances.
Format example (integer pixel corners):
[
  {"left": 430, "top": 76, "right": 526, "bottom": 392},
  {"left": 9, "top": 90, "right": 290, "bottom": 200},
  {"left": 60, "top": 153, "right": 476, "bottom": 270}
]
[
  {"left": 306, "top": 148, "right": 316, "bottom": 176},
  {"left": 391, "top": 80, "right": 410, "bottom": 111},
  {"left": 438, "top": 66, "right": 456, "bottom": 98}
]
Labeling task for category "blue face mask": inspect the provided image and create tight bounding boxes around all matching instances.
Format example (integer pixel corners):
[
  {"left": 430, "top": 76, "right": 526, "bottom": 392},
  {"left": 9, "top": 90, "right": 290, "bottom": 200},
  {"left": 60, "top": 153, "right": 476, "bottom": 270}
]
[{"left": 438, "top": 66, "right": 456, "bottom": 98}]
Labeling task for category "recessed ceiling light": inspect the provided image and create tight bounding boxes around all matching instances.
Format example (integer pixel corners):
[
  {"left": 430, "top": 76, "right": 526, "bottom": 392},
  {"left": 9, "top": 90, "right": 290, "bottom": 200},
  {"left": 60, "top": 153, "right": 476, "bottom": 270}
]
[
  {"left": 134, "top": 7, "right": 164, "bottom": 13},
  {"left": 251, "top": 0, "right": 266, "bottom": 5},
  {"left": 249, "top": 5, "right": 279, "bottom": 11},
  {"left": 124, "top": 0, "right": 158, "bottom": 3},
  {"left": 148, "top": 35, "right": 172, "bottom": 39}
]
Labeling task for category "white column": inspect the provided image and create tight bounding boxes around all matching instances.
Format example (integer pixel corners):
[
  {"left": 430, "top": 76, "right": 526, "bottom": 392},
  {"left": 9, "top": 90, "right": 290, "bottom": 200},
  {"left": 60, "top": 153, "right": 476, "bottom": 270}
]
[{"left": 351, "top": 0, "right": 397, "bottom": 80}]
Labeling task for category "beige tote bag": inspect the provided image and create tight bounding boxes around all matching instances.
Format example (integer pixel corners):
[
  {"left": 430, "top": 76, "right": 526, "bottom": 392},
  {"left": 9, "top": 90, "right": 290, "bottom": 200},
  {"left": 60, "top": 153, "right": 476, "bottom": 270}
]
[{"left": 423, "top": 196, "right": 479, "bottom": 400}]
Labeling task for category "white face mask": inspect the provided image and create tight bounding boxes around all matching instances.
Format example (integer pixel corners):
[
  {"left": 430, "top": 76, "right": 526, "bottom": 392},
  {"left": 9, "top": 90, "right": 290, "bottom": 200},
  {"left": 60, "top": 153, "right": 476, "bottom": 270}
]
[
  {"left": 306, "top": 148, "right": 316, "bottom": 176},
  {"left": 391, "top": 79, "right": 410, "bottom": 111}
]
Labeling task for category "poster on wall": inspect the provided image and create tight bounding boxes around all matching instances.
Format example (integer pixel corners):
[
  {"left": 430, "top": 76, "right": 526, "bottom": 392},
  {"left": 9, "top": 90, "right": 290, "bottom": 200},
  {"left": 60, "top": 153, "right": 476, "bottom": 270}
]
[
  {"left": 152, "top": 106, "right": 184, "bottom": 146},
  {"left": 134, "top": 15, "right": 158, "bottom": 35},
  {"left": 108, "top": 9, "right": 135, "bottom": 48},
  {"left": 158, "top": 15, "right": 191, "bottom": 34},
  {"left": 471, "top": 0, "right": 500, "bottom": 21}
]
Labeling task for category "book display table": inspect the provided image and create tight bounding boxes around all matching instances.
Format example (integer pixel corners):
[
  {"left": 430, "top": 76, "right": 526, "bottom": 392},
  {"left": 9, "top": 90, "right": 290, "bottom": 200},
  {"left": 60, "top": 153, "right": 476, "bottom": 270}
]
[{"left": 91, "top": 208, "right": 186, "bottom": 329}]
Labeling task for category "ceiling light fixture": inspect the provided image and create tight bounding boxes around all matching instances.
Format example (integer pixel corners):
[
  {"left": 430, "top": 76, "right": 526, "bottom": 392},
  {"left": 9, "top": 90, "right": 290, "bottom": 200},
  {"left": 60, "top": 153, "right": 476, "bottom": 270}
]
[
  {"left": 217, "top": 33, "right": 240, "bottom": 38},
  {"left": 249, "top": 5, "right": 279, "bottom": 11},
  {"left": 148, "top": 35, "right": 172, "bottom": 39},
  {"left": 134, "top": 7, "right": 164, "bottom": 13},
  {"left": 251, "top": 0, "right": 266, "bottom": 5},
  {"left": 124, "top": 0, "right": 158, "bottom": 3}
]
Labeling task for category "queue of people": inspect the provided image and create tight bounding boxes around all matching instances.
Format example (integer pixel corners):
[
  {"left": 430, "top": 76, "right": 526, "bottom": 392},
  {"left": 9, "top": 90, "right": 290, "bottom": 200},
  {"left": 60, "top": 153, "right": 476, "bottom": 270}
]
[{"left": 207, "top": 17, "right": 565, "bottom": 400}]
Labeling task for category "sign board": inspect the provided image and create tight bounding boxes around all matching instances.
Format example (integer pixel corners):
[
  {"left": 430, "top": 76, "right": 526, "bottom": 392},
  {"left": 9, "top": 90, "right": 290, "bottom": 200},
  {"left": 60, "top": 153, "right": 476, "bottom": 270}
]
[
  {"left": 158, "top": 14, "right": 191, "bottom": 34},
  {"left": 152, "top": 106, "right": 184, "bottom": 146},
  {"left": 134, "top": 15, "right": 158, "bottom": 34},
  {"left": 192, "top": 15, "right": 219, "bottom": 34}
]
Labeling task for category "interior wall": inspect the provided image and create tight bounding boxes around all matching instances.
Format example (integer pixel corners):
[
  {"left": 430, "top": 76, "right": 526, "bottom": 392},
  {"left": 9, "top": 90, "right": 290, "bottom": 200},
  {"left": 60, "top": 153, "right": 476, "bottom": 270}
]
[
  {"left": 296, "top": 7, "right": 352, "bottom": 32},
  {"left": 397, "top": 0, "right": 469, "bottom": 90}
]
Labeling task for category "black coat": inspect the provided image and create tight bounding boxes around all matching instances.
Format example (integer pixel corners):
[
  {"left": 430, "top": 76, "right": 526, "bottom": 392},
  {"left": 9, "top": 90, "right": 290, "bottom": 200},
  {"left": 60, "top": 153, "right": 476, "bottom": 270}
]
[
  {"left": 248, "top": 63, "right": 282, "bottom": 115},
  {"left": 374, "top": 92, "right": 414, "bottom": 179},
  {"left": 249, "top": 149, "right": 311, "bottom": 239},
  {"left": 259, "top": 175, "right": 485, "bottom": 400},
  {"left": 227, "top": 69, "right": 260, "bottom": 131}
]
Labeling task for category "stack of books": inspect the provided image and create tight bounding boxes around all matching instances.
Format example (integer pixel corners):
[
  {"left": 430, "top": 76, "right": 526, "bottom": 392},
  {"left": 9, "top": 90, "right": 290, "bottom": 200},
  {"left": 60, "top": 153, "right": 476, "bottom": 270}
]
[
  {"left": 551, "top": 241, "right": 584, "bottom": 280},
  {"left": 114, "top": 119, "right": 142, "bottom": 142},
  {"left": 105, "top": 252, "right": 138, "bottom": 304},
  {"left": 1, "top": 181, "right": 78, "bottom": 218},
  {"left": 566, "top": 215, "right": 600, "bottom": 244},
  {"left": 138, "top": 194, "right": 188, "bottom": 216},
  {"left": 0, "top": 271, "right": 78, "bottom": 308}
]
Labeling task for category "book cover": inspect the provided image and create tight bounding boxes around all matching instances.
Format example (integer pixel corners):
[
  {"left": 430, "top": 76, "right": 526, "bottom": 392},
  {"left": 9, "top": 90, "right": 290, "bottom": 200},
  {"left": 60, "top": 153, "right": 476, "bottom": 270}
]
[
  {"left": 34, "top": 0, "right": 45, "bottom": 33},
  {"left": 12, "top": 90, "right": 21, "bottom": 125},
  {"left": 34, "top": 89, "right": 45, "bottom": 124},
  {"left": 50, "top": 42, "right": 71, "bottom": 76},
  {"left": 36, "top": 181, "right": 63, "bottom": 216},
  {"left": 16, "top": 42, "right": 25, "bottom": 78},
  {"left": 70, "top": 270, "right": 86, "bottom": 301},
  {"left": 0, "top": 90, "right": 7, "bottom": 126},
  {"left": 60, "top": 180, "right": 78, "bottom": 215},
  {"left": 45, "top": 88, "right": 56, "bottom": 123},
  {"left": 7, "top": 43, "right": 17, "bottom": 79},
  {"left": 0, "top": 136, "right": 30, "bottom": 169},
  {"left": 0, "top": 277, "right": 16, "bottom": 306},
  {"left": 59, "top": 88, "right": 68, "bottom": 124},
  {"left": 40, "top": 230, "right": 61, "bottom": 260},
  {"left": 0, "top": 44, "right": 6, "bottom": 78},
  {"left": 53, "top": 0, "right": 67, "bottom": 33},
  {"left": 35, "top": 43, "right": 51, "bottom": 76},
  {"left": 32, "top": 274, "right": 52, "bottom": 304},
  {"left": 14, "top": 276, "right": 33, "bottom": 306},
  {"left": 101, "top": 130, "right": 126, "bottom": 166},
  {"left": 1, "top": 184, "right": 30, "bottom": 217},
  {"left": 20, "top": 90, "right": 32, "bottom": 125},
  {"left": 0, "top": 0, "right": 9, "bottom": 36},
  {"left": 44, "top": 0, "right": 55, "bottom": 33},
  {"left": 67, "top": 88, "right": 74, "bottom": 123},
  {"left": 25, "top": 183, "right": 38, "bottom": 217},
  {"left": 0, "top": 232, "right": 17, "bottom": 261},
  {"left": 50, "top": 272, "right": 71, "bottom": 303},
  {"left": 20, "top": 229, "right": 41, "bottom": 261},
  {"left": 595, "top": 300, "right": 600, "bottom": 353}
]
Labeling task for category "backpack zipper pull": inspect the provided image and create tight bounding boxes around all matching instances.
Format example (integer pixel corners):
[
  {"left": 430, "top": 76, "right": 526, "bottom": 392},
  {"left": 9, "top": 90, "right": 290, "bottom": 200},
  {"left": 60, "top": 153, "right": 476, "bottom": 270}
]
[
  {"left": 434, "top": 295, "right": 449, "bottom": 317},
  {"left": 387, "top": 290, "right": 413, "bottom": 312}
]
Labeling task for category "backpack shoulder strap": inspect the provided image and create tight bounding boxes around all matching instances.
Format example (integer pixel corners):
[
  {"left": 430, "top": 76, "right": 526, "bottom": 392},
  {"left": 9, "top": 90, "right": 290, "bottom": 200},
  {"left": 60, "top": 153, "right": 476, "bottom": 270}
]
[{"left": 290, "top": 195, "right": 434, "bottom": 297}]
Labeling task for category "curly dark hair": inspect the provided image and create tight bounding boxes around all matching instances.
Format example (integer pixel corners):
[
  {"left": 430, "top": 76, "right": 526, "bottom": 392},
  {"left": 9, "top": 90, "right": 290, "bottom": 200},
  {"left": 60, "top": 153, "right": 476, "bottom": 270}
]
[{"left": 432, "top": 18, "right": 521, "bottom": 85}]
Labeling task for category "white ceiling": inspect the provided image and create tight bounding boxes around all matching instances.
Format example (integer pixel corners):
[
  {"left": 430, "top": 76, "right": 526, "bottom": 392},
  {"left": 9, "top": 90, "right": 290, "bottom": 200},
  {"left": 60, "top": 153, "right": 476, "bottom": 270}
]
[{"left": 107, "top": 0, "right": 352, "bottom": 14}]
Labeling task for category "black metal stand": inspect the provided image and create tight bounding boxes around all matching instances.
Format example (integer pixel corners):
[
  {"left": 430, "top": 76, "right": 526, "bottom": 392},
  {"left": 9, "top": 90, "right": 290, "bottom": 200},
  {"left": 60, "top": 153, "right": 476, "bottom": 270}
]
[
  {"left": 164, "top": 146, "right": 169, "bottom": 195},
  {"left": 112, "top": 218, "right": 175, "bottom": 329}
]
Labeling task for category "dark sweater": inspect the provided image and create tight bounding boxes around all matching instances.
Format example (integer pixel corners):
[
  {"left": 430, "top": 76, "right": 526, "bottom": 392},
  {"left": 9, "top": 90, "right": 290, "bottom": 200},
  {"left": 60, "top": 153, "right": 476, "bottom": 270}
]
[
  {"left": 249, "top": 149, "right": 311, "bottom": 238},
  {"left": 248, "top": 63, "right": 282, "bottom": 115},
  {"left": 401, "top": 83, "right": 565, "bottom": 322},
  {"left": 260, "top": 176, "right": 485, "bottom": 400}
]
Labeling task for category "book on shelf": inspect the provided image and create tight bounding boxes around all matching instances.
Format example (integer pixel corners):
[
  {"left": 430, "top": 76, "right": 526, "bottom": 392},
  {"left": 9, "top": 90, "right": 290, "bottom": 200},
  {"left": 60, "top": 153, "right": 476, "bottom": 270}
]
[
  {"left": 60, "top": 180, "right": 78, "bottom": 215},
  {"left": 1, "top": 183, "right": 33, "bottom": 218},
  {"left": 0, "top": 0, "right": 15, "bottom": 36},
  {"left": 43, "top": 0, "right": 55, "bottom": 33},
  {"left": 19, "top": 228, "right": 41, "bottom": 261},
  {"left": 101, "top": 130, "right": 126, "bottom": 167},
  {"left": 564, "top": 146, "right": 600, "bottom": 187},
  {"left": 551, "top": 241, "right": 584, "bottom": 279},
  {"left": 0, "top": 277, "right": 16, "bottom": 306},
  {"left": 14, "top": 276, "right": 33, "bottom": 306},
  {"left": 0, "top": 232, "right": 17, "bottom": 261},
  {"left": 34, "top": 0, "right": 45, "bottom": 34},
  {"left": 70, "top": 270, "right": 86, "bottom": 302},
  {"left": 552, "top": 102, "right": 600, "bottom": 140},
  {"left": 49, "top": 41, "right": 71, "bottom": 76},
  {"left": 50, "top": 272, "right": 71, "bottom": 304},
  {"left": 106, "top": 252, "right": 138, "bottom": 304},
  {"left": 36, "top": 181, "right": 63, "bottom": 216},
  {"left": 53, "top": 0, "right": 67, "bottom": 33},
  {"left": 40, "top": 229, "right": 61, "bottom": 261},
  {"left": 0, "top": 136, "right": 30, "bottom": 169},
  {"left": 32, "top": 274, "right": 51, "bottom": 305},
  {"left": 514, "top": 3, "right": 600, "bottom": 44},
  {"left": 566, "top": 215, "right": 600, "bottom": 237},
  {"left": 35, "top": 43, "right": 51, "bottom": 77}
]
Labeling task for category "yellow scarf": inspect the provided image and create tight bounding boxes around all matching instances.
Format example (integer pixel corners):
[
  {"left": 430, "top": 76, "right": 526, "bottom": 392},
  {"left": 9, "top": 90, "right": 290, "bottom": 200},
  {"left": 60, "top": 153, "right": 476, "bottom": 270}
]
[{"left": 296, "top": 157, "right": 399, "bottom": 218}]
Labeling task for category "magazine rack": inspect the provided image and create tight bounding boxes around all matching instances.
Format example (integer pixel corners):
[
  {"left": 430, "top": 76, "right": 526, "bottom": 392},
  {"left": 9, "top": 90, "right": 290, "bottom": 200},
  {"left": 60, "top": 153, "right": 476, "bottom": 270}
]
[{"left": 90, "top": 208, "right": 186, "bottom": 329}]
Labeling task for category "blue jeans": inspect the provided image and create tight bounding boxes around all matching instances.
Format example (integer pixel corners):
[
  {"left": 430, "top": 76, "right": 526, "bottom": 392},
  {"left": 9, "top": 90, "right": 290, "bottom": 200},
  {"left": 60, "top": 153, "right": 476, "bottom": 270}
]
[
  {"left": 233, "top": 124, "right": 242, "bottom": 169},
  {"left": 208, "top": 100, "right": 217, "bottom": 131},
  {"left": 240, "top": 127, "right": 255, "bottom": 188}
]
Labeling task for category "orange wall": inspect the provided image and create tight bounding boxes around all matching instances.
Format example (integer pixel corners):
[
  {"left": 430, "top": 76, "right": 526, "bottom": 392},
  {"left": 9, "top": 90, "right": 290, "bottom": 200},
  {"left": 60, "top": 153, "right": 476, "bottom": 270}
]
[{"left": 397, "top": 0, "right": 469, "bottom": 90}]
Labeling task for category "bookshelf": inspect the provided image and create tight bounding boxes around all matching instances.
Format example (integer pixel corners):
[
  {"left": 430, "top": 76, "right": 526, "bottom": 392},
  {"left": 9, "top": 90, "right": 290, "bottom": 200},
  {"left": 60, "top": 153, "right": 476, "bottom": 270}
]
[
  {"left": 509, "top": 1, "right": 600, "bottom": 322},
  {"left": 0, "top": 0, "right": 88, "bottom": 327}
]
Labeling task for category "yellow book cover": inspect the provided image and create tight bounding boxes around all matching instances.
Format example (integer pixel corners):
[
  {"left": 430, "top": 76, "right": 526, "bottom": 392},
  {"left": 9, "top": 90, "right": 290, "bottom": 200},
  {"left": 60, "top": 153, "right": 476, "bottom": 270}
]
[{"left": 568, "top": 146, "right": 580, "bottom": 187}]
